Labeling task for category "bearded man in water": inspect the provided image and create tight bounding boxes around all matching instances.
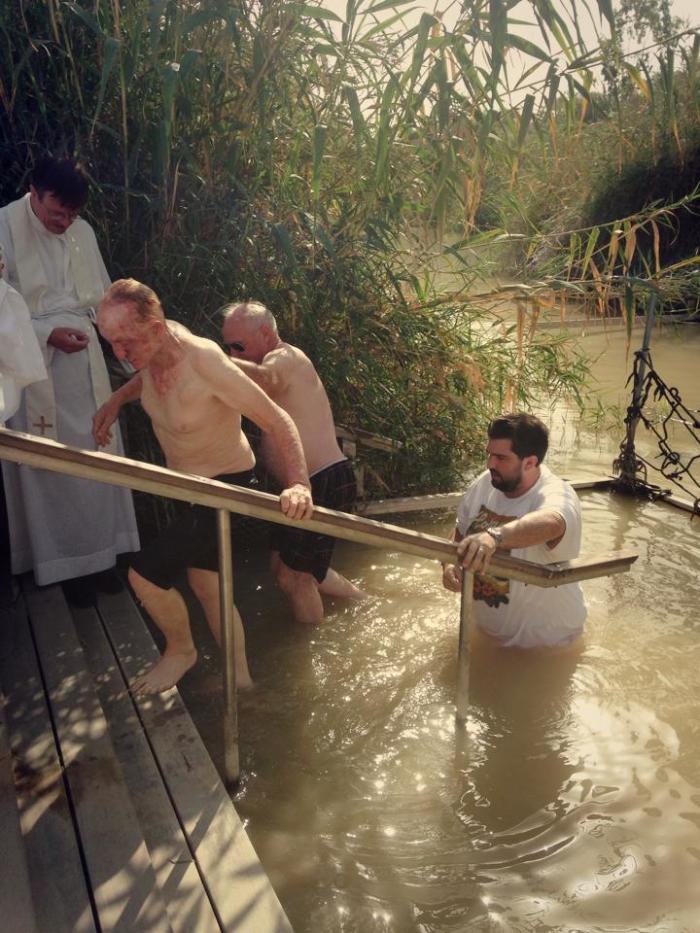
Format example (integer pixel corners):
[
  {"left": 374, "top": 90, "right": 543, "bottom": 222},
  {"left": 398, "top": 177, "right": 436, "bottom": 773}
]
[{"left": 93, "top": 279, "right": 313, "bottom": 694}]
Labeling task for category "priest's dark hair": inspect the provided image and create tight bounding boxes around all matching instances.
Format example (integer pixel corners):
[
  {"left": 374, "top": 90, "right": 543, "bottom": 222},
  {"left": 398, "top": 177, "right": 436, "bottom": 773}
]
[{"left": 31, "top": 156, "right": 90, "bottom": 210}]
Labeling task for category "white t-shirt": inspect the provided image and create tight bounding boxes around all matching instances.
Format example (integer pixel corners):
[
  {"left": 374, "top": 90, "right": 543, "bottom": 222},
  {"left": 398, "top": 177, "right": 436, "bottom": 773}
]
[{"left": 456, "top": 465, "right": 587, "bottom": 648}]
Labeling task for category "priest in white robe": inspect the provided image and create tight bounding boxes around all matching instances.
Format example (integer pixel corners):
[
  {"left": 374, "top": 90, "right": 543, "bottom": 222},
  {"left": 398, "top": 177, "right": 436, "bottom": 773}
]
[{"left": 0, "top": 156, "right": 139, "bottom": 600}]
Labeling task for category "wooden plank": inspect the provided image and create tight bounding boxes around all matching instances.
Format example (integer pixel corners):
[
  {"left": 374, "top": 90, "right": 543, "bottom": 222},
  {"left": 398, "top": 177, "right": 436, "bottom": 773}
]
[
  {"left": 97, "top": 588, "right": 293, "bottom": 933},
  {"left": 71, "top": 603, "right": 220, "bottom": 933},
  {"left": 0, "top": 690, "right": 38, "bottom": 933},
  {"left": 359, "top": 478, "right": 615, "bottom": 516},
  {"left": 0, "top": 595, "right": 96, "bottom": 933},
  {"left": 359, "top": 491, "right": 464, "bottom": 515},
  {"left": 23, "top": 583, "right": 172, "bottom": 933},
  {"left": 335, "top": 423, "right": 403, "bottom": 452}
]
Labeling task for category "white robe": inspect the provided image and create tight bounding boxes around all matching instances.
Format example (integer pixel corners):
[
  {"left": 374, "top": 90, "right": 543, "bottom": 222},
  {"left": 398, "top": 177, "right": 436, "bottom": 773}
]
[
  {"left": 0, "top": 194, "right": 140, "bottom": 584},
  {"left": 0, "top": 279, "right": 47, "bottom": 421}
]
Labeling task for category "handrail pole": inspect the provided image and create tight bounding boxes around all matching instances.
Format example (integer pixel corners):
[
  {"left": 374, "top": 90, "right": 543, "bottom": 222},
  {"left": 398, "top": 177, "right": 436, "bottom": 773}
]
[
  {"left": 217, "top": 509, "right": 240, "bottom": 786},
  {"left": 455, "top": 569, "right": 474, "bottom": 722}
]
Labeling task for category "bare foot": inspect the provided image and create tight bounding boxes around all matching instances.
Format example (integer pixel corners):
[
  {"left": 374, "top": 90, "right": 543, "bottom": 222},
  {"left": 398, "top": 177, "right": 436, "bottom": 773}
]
[
  {"left": 236, "top": 666, "right": 255, "bottom": 691},
  {"left": 131, "top": 649, "right": 197, "bottom": 695}
]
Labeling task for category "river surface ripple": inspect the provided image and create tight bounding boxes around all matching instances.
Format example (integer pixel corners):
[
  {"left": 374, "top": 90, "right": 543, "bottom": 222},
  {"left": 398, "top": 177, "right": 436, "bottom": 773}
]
[{"left": 182, "top": 324, "right": 700, "bottom": 933}]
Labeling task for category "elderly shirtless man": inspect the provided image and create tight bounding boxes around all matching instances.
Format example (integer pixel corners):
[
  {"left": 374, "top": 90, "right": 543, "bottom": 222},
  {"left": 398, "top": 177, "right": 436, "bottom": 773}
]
[
  {"left": 93, "top": 279, "right": 312, "bottom": 694},
  {"left": 222, "top": 300, "right": 364, "bottom": 625}
]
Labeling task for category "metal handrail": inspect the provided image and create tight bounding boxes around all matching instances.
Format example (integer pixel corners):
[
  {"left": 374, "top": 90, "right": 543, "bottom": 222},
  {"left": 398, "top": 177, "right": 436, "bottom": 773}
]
[
  {"left": 0, "top": 429, "right": 636, "bottom": 586},
  {"left": 0, "top": 427, "right": 638, "bottom": 783}
]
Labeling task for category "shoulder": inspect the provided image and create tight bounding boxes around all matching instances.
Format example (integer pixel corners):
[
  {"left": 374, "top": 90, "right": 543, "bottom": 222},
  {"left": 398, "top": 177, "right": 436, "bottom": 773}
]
[
  {"left": 71, "top": 217, "right": 98, "bottom": 240},
  {"left": 456, "top": 470, "right": 491, "bottom": 518},
  {"left": 265, "top": 342, "right": 308, "bottom": 372},
  {"left": 185, "top": 328, "right": 251, "bottom": 384},
  {"left": 180, "top": 326, "right": 222, "bottom": 366},
  {"left": 68, "top": 217, "right": 105, "bottom": 256},
  {"left": 537, "top": 466, "right": 579, "bottom": 501},
  {"left": 532, "top": 466, "right": 581, "bottom": 523},
  {"left": 1, "top": 196, "right": 24, "bottom": 216}
]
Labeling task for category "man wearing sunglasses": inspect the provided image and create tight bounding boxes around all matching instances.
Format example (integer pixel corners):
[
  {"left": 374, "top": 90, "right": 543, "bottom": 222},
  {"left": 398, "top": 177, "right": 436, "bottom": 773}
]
[
  {"left": 0, "top": 155, "right": 139, "bottom": 606},
  {"left": 222, "top": 301, "right": 364, "bottom": 626}
]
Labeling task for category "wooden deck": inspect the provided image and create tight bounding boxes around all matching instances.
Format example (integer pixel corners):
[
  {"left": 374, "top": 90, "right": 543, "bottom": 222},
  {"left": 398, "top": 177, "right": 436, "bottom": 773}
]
[{"left": 0, "top": 580, "right": 292, "bottom": 933}]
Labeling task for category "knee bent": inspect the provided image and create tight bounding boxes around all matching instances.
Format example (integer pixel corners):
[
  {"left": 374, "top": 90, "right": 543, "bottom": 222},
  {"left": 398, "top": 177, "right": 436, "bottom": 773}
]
[{"left": 275, "top": 561, "right": 316, "bottom": 596}]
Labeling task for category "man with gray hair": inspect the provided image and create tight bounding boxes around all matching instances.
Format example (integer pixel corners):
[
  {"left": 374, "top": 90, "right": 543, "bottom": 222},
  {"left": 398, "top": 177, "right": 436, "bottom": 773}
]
[
  {"left": 222, "top": 300, "right": 364, "bottom": 625},
  {"left": 93, "top": 280, "right": 313, "bottom": 693}
]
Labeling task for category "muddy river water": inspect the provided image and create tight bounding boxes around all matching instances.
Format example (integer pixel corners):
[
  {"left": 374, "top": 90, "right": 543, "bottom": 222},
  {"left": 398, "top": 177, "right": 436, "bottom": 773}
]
[{"left": 183, "top": 321, "right": 700, "bottom": 932}]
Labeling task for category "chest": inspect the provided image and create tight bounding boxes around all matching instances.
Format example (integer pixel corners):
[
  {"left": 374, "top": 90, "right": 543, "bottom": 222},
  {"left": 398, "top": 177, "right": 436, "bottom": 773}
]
[{"left": 141, "top": 367, "right": 212, "bottom": 433}]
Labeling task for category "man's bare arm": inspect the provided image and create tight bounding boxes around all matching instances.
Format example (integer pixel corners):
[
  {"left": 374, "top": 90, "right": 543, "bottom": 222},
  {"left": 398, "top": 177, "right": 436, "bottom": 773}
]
[
  {"left": 230, "top": 354, "right": 285, "bottom": 396},
  {"left": 457, "top": 508, "right": 566, "bottom": 574},
  {"left": 93, "top": 373, "right": 143, "bottom": 447},
  {"left": 201, "top": 346, "right": 312, "bottom": 518}
]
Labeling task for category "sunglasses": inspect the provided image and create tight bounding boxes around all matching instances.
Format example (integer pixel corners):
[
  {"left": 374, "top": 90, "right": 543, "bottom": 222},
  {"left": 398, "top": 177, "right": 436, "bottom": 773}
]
[{"left": 224, "top": 341, "right": 245, "bottom": 353}]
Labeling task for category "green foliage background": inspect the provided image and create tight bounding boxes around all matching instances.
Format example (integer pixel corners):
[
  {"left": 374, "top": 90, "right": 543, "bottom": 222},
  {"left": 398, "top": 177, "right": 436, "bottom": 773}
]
[{"left": 4, "top": 0, "right": 696, "bottom": 498}]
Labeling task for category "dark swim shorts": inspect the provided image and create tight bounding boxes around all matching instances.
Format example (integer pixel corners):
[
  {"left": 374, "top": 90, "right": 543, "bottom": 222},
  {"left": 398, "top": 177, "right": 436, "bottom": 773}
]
[
  {"left": 130, "top": 470, "right": 256, "bottom": 589},
  {"left": 269, "top": 458, "right": 357, "bottom": 583}
]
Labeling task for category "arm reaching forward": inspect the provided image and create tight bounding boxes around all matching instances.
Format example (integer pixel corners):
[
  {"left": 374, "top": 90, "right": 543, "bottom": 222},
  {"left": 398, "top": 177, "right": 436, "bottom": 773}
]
[
  {"left": 93, "top": 373, "right": 143, "bottom": 447},
  {"left": 200, "top": 345, "right": 312, "bottom": 520},
  {"left": 444, "top": 508, "right": 566, "bottom": 582}
]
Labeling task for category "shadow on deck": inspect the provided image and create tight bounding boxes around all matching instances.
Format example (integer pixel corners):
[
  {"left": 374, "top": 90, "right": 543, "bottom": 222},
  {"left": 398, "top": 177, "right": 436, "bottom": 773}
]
[{"left": 0, "top": 580, "right": 292, "bottom": 933}]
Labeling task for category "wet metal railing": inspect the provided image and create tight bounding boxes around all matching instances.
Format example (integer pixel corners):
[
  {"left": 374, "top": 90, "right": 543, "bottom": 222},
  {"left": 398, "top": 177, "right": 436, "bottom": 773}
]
[{"left": 0, "top": 428, "right": 638, "bottom": 782}]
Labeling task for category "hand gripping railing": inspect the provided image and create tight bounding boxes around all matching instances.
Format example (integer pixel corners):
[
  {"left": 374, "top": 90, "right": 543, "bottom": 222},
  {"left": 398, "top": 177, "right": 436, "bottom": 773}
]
[{"left": 0, "top": 428, "right": 638, "bottom": 783}]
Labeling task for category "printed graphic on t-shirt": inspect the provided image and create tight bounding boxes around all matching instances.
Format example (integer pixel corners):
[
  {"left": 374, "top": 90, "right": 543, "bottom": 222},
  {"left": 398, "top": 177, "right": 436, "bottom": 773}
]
[{"left": 466, "top": 506, "right": 514, "bottom": 608}]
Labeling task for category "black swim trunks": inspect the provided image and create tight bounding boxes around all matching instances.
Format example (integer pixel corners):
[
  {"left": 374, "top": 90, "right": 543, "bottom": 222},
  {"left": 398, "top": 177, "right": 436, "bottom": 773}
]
[
  {"left": 269, "top": 459, "right": 356, "bottom": 583},
  {"left": 130, "top": 470, "right": 256, "bottom": 589}
]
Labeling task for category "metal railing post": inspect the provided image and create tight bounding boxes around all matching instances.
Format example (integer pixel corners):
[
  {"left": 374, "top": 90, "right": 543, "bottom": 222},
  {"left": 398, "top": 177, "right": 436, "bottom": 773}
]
[
  {"left": 217, "top": 508, "right": 240, "bottom": 785},
  {"left": 456, "top": 569, "right": 474, "bottom": 722}
]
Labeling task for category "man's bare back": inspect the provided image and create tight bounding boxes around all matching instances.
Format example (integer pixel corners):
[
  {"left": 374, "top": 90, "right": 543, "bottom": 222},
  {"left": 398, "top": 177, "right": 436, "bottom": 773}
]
[
  {"left": 255, "top": 342, "right": 343, "bottom": 481},
  {"left": 221, "top": 300, "right": 364, "bottom": 625}
]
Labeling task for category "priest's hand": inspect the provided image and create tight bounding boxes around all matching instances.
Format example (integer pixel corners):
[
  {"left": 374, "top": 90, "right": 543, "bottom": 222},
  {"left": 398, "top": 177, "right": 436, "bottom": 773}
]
[{"left": 48, "top": 327, "right": 89, "bottom": 353}]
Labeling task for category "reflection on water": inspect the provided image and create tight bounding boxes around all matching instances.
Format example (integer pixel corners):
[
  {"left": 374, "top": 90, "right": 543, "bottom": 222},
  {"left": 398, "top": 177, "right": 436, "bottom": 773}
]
[{"left": 181, "top": 326, "right": 700, "bottom": 932}]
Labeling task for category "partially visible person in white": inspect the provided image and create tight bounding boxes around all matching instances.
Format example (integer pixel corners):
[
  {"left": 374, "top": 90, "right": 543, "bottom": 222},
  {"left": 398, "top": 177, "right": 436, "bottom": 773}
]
[
  {"left": 0, "top": 253, "right": 47, "bottom": 606},
  {"left": 0, "top": 156, "right": 140, "bottom": 605},
  {"left": 0, "top": 252, "right": 47, "bottom": 422}
]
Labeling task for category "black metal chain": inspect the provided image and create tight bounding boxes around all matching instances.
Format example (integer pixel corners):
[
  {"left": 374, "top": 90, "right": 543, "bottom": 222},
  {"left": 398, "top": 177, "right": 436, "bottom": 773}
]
[{"left": 614, "top": 349, "right": 700, "bottom": 515}]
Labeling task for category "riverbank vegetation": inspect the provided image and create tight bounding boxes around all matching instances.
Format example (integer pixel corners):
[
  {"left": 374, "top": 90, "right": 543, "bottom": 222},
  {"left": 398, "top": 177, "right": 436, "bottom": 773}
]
[{"left": 1, "top": 1, "right": 698, "bottom": 499}]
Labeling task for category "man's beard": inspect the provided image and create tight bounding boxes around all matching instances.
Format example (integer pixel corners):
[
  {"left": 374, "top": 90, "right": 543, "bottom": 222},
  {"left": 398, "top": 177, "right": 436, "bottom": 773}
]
[{"left": 490, "top": 470, "right": 521, "bottom": 493}]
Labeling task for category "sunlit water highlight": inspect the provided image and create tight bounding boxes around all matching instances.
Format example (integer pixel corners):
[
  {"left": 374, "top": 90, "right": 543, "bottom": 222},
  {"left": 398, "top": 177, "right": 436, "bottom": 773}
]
[{"left": 182, "top": 324, "right": 700, "bottom": 932}]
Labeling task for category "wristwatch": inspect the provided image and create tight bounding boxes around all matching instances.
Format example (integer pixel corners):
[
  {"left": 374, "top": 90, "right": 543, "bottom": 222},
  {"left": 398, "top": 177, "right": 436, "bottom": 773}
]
[{"left": 484, "top": 526, "right": 504, "bottom": 547}]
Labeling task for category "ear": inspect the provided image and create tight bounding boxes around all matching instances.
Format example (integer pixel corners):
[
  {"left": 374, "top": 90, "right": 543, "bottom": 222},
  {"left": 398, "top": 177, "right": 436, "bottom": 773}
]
[
  {"left": 260, "top": 324, "right": 275, "bottom": 344},
  {"left": 523, "top": 454, "right": 539, "bottom": 472}
]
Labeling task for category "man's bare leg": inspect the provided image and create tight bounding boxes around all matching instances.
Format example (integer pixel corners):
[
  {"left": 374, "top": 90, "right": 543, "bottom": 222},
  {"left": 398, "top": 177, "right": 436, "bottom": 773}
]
[
  {"left": 128, "top": 567, "right": 197, "bottom": 694},
  {"left": 274, "top": 558, "right": 324, "bottom": 625},
  {"left": 317, "top": 567, "right": 366, "bottom": 600},
  {"left": 187, "top": 567, "right": 253, "bottom": 689}
]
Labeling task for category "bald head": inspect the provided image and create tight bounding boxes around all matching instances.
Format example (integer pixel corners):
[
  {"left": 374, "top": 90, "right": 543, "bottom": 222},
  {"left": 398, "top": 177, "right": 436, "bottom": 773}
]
[
  {"left": 102, "top": 278, "right": 165, "bottom": 323},
  {"left": 221, "top": 300, "right": 279, "bottom": 363},
  {"left": 221, "top": 300, "right": 278, "bottom": 337}
]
